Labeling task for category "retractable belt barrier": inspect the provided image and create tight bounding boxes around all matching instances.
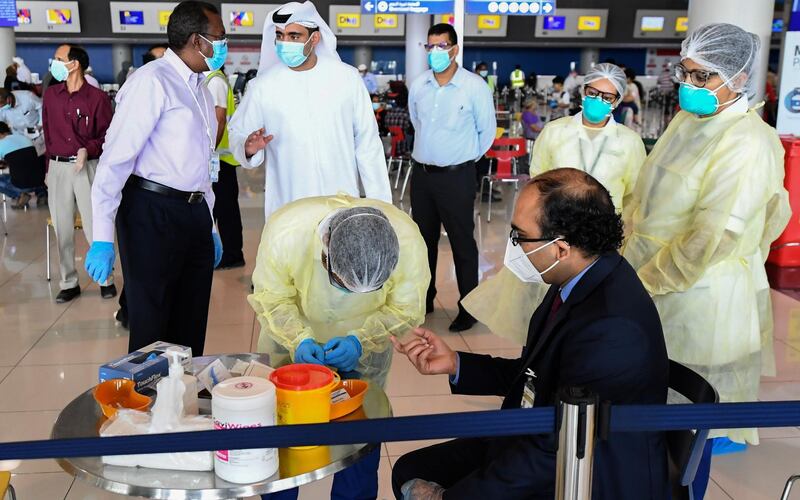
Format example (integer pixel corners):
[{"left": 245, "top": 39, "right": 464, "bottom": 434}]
[{"left": 0, "top": 401, "right": 799, "bottom": 461}]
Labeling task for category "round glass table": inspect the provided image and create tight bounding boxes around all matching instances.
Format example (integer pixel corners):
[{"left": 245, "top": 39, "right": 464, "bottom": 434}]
[{"left": 51, "top": 354, "right": 392, "bottom": 499}]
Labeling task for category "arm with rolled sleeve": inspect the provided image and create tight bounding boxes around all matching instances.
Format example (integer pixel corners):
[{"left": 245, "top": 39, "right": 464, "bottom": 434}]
[
  {"left": 91, "top": 76, "right": 165, "bottom": 243},
  {"left": 228, "top": 80, "right": 266, "bottom": 169},
  {"left": 473, "top": 79, "right": 497, "bottom": 158},
  {"left": 248, "top": 221, "right": 315, "bottom": 357},
  {"left": 350, "top": 216, "right": 429, "bottom": 354},
  {"left": 352, "top": 73, "right": 392, "bottom": 203}
]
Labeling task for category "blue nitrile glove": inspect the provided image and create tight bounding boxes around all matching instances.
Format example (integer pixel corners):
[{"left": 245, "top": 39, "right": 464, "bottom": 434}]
[
  {"left": 323, "top": 335, "right": 363, "bottom": 373},
  {"left": 212, "top": 232, "right": 223, "bottom": 268},
  {"left": 294, "top": 339, "right": 325, "bottom": 365},
  {"left": 85, "top": 241, "right": 115, "bottom": 284}
]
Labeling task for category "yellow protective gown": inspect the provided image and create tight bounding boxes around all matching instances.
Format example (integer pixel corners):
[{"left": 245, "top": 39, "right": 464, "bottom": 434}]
[
  {"left": 622, "top": 99, "right": 791, "bottom": 444},
  {"left": 464, "top": 113, "right": 646, "bottom": 345},
  {"left": 248, "top": 194, "right": 430, "bottom": 388}
]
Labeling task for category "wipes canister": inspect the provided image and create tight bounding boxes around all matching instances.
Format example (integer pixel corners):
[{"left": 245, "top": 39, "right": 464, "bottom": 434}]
[{"left": 212, "top": 376, "right": 278, "bottom": 483}]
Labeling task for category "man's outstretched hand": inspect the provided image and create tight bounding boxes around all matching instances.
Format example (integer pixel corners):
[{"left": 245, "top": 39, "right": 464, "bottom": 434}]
[
  {"left": 390, "top": 327, "right": 457, "bottom": 376},
  {"left": 244, "top": 127, "right": 274, "bottom": 158}
]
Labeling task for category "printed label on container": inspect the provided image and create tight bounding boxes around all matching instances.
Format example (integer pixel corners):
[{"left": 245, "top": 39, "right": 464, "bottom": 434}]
[{"left": 216, "top": 449, "right": 229, "bottom": 462}]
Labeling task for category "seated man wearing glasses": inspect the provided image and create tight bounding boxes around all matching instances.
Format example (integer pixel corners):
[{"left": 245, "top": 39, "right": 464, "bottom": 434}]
[{"left": 391, "top": 168, "right": 669, "bottom": 500}]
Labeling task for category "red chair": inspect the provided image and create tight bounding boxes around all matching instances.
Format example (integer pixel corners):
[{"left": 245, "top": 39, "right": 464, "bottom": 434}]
[
  {"left": 479, "top": 137, "right": 529, "bottom": 222},
  {"left": 388, "top": 126, "right": 408, "bottom": 189}
]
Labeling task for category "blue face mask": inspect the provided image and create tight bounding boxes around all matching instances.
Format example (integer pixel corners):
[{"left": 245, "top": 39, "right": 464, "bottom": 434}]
[
  {"left": 198, "top": 35, "right": 228, "bottom": 72},
  {"left": 679, "top": 82, "right": 729, "bottom": 116},
  {"left": 582, "top": 96, "right": 613, "bottom": 124},
  {"left": 427, "top": 48, "right": 453, "bottom": 74},
  {"left": 49, "top": 60, "right": 70, "bottom": 82},
  {"left": 0, "top": 104, "right": 10, "bottom": 111},
  {"left": 372, "top": 102, "right": 381, "bottom": 111},
  {"left": 276, "top": 39, "right": 312, "bottom": 68},
  {"left": 479, "top": 70, "right": 488, "bottom": 78}
]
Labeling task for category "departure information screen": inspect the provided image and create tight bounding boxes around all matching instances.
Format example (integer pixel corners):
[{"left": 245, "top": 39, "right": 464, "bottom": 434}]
[
  {"left": 120, "top": 10, "right": 144, "bottom": 25},
  {"left": 0, "top": 0, "right": 17, "bottom": 27}
]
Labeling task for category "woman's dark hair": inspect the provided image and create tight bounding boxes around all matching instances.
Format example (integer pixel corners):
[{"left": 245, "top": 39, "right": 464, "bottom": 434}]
[
  {"left": 428, "top": 23, "right": 458, "bottom": 46},
  {"left": 529, "top": 168, "right": 624, "bottom": 256},
  {"left": 0, "top": 121, "right": 10, "bottom": 135},
  {"left": 168, "top": 1, "right": 219, "bottom": 50},
  {"left": 67, "top": 46, "right": 90, "bottom": 73}
]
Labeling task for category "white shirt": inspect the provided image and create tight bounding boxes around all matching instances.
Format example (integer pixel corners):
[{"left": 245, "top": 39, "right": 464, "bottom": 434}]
[
  {"left": 205, "top": 74, "right": 228, "bottom": 109},
  {"left": 0, "top": 90, "right": 41, "bottom": 134},
  {"left": 91, "top": 49, "right": 217, "bottom": 243},
  {"left": 229, "top": 57, "right": 391, "bottom": 218}
]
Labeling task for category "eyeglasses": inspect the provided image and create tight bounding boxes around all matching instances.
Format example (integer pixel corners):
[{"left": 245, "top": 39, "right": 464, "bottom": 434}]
[
  {"left": 423, "top": 42, "right": 454, "bottom": 52},
  {"left": 200, "top": 32, "right": 228, "bottom": 42},
  {"left": 509, "top": 228, "right": 552, "bottom": 247},
  {"left": 583, "top": 85, "right": 619, "bottom": 104},
  {"left": 322, "top": 251, "right": 351, "bottom": 291},
  {"left": 674, "top": 64, "right": 718, "bottom": 88}
]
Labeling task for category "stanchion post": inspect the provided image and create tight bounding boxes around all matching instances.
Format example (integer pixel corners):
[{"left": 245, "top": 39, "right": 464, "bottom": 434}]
[{"left": 555, "top": 387, "right": 598, "bottom": 500}]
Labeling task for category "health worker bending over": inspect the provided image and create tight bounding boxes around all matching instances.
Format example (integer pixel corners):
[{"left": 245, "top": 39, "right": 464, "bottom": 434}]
[
  {"left": 623, "top": 23, "right": 791, "bottom": 463},
  {"left": 463, "top": 63, "right": 646, "bottom": 346},
  {"left": 249, "top": 194, "right": 429, "bottom": 388}
]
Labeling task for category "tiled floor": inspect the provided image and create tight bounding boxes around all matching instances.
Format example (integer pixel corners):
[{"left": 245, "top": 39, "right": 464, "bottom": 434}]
[{"left": 0, "top": 175, "right": 798, "bottom": 499}]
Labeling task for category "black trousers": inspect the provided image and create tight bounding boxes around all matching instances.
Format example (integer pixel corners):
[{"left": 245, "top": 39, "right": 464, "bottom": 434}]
[
  {"left": 410, "top": 162, "right": 479, "bottom": 314},
  {"left": 212, "top": 161, "right": 244, "bottom": 266},
  {"left": 391, "top": 438, "right": 489, "bottom": 499},
  {"left": 116, "top": 184, "right": 214, "bottom": 355}
]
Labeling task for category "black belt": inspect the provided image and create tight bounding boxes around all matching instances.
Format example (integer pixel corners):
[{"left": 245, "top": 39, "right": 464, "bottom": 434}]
[
  {"left": 127, "top": 175, "right": 205, "bottom": 204},
  {"left": 49, "top": 155, "right": 77, "bottom": 163},
  {"left": 412, "top": 159, "right": 474, "bottom": 174}
]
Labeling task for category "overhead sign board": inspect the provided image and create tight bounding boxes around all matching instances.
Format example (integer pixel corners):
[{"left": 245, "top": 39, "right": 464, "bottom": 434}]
[
  {"left": 221, "top": 4, "right": 279, "bottom": 36},
  {"left": 331, "top": 5, "right": 405, "bottom": 36},
  {"left": 436, "top": 12, "right": 507, "bottom": 37},
  {"left": 535, "top": 8, "right": 607, "bottom": 38},
  {"left": 361, "top": 0, "right": 452, "bottom": 15},
  {"left": 109, "top": 2, "right": 177, "bottom": 34},
  {"left": 633, "top": 10, "right": 688, "bottom": 39},
  {"left": 0, "top": 0, "right": 18, "bottom": 27},
  {"left": 465, "top": 0, "right": 554, "bottom": 16},
  {"left": 14, "top": 1, "right": 80, "bottom": 33}
]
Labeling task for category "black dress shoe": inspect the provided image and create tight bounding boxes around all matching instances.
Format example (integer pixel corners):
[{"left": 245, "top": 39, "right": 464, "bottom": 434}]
[
  {"left": 449, "top": 312, "right": 478, "bottom": 332},
  {"left": 114, "top": 308, "right": 129, "bottom": 330},
  {"left": 101, "top": 284, "right": 118, "bottom": 299},
  {"left": 56, "top": 286, "right": 81, "bottom": 303}
]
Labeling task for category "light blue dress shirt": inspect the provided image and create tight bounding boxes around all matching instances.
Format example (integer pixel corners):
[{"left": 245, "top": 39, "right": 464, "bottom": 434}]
[
  {"left": 409, "top": 66, "right": 496, "bottom": 167},
  {"left": 0, "top": 134, "right": 34, "bottom": 160},
  {"left": 0, "top": 90, "right": 42, "bottom": 135},
  {"left": 450, "top": 259, "right": 599, "bottom": 384}
]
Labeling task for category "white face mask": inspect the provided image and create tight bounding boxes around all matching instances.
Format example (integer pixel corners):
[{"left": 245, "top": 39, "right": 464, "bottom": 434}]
[{"left": 503, "top": 237, "right": 561, "bottom": 283}]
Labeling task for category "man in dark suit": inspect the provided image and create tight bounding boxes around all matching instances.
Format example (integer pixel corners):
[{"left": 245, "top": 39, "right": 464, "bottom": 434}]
[{"left": 390, "top": 168, "right": 670, "bottom": 500}]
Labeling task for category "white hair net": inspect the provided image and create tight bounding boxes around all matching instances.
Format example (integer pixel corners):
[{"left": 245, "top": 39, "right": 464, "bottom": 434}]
[
  {"left": 327, "top": 207, "right": 400, "bottom": 293},
  {"left": 681, "top": 23, "right": 760, "bottom": 96},
  {"left": 583, "top": 63, "right": 627, "bottom": 102}
]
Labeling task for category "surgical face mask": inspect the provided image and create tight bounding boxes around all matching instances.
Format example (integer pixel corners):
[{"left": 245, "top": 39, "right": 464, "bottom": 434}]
[
  {"left": 372, "top": 102, "right": 381, "bottom": 111},
  {"left": 276, "top": 38, "right": 312, "bottom": 68},
  {"left": 198, "top": 35, "right": 228, "bottom": 72},
  {"left": 0, "top": 104, "right": 9, "bottom": 111},
  {"left": 427, "top": 47, "right": 454, "bottom": 74},
  {"left": 479, "top": 70, "right": 488, "bottom": 78},
  {"left": 582, "top": 96, "right": 613, "bottom": 124},
  {"left": 678, "top": 82, "right": 742, "bottom": 116},
  {"left": 49, "top": 60, "right": 70, "bottom": 82},
  {"left": 503, "top": 237, "right": 561, "bottom": 283}
]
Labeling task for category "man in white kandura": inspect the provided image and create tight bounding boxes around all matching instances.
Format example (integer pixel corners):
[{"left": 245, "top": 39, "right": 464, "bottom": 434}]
[{"left": 228, "top": 1, "right": 391, "bottom": 219}]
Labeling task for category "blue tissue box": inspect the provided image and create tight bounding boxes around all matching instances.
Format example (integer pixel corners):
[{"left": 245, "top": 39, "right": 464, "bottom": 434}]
[{"left": 99, "top": 342, "right": 192, "bottom": 393}]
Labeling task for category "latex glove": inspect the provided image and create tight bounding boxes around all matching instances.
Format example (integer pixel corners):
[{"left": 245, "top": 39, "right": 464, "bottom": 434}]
[
  {"left": 401, "top": 479, "right": 445, "bottom": 500},
  {"left": 323, "top": 335, "right": 363, "bottom": 373},
  {"left": 294, "top": 339, "right": 326, "bottom": 365},
  {"left": 212, "top": 232, "right": 222, "bottom": 268},
  {"left": 85, "top": 241, "right": 115, "bottom": 284}
]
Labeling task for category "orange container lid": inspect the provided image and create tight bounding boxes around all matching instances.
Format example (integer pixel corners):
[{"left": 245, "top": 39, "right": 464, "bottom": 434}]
[{"left": 270, "top": 364, "right": 334, "bottom": 391}]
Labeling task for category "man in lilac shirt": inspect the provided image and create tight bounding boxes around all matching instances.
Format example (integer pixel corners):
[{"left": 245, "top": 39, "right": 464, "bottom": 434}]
[
  {"left": 42, "top": 45, "right": 114, "bottom": 303},
  {"left": 85, "top": 1, "right": 225, "bottom": 356}
]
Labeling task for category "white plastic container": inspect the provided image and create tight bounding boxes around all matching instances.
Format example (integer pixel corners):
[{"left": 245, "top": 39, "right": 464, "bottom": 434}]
[{"left": 212, "top": 376, "right": 278, "bottom": 483}]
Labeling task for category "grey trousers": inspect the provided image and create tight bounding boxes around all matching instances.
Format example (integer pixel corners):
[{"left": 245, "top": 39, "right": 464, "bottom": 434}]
[{"left": 47, "top": 159, "right": 112, "bottom": 290}]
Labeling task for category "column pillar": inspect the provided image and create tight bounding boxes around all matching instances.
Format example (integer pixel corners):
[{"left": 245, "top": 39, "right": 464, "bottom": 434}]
[
  {"left": 688, "top": 0, "right": 773, "bottom": 106},
  {"left": 405, "top": 14, "right": 431, "bottom": 84},
  {"left": 354, "top": 46, "right": 373, "bottom": 70},
  {"left": 453, "top": 0, "right": 465, "bottom": 67},
  {"left": 111, "top": 43, "right": 133, "bottom": 84},
  {"left": 579, "top": 48, "right": 598, "bottom": 74},
  {"left": 0, "top": 28, "right": 15, "bottom": 77}
]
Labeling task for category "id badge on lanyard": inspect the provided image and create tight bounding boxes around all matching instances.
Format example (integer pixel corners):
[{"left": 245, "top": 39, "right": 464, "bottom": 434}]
[
  {"left": 210, "top": 152, "right": 220, "bottom": 182},
  {"left": 521, "top": 368, "right": 537, "bottom": 409}
]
